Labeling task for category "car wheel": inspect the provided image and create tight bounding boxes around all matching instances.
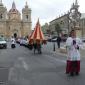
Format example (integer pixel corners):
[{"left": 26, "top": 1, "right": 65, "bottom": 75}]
[{"left": 4, "top": 45, "right": 7, "bottom": 49}]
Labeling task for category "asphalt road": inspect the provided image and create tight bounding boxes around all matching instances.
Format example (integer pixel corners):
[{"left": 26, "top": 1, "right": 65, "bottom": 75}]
[{"left": 0, "top": 42, "right": 85, "bottom": 85}]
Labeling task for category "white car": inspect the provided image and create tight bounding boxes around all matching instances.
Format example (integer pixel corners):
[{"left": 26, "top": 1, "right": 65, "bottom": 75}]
[
  {"left": 0, "top": 37, "right": 7, "bottom": 49},
  {"left": 20, "top": 38, "right": 28, "bottom": 46}
]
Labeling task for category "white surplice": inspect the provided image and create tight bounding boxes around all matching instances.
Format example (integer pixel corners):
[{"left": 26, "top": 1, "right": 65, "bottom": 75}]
[{"left": 66, "top": 37, "right": 82, "bottom": 61}]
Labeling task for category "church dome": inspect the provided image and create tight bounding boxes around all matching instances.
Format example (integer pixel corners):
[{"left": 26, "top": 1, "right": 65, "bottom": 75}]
[{"left": 9, "top": 1, "right": 19, "bottom": 14}]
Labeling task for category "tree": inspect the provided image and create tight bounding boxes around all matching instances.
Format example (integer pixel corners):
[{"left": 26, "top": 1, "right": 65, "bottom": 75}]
[
  {"left": 55, "top": 23, "right": 62, "bottom": 36},
  {"left": 46, "top": 29, "right": 51, "bottom": 35}
]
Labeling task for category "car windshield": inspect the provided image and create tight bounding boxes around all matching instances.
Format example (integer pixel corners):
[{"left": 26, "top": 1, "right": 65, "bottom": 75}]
[{"left": 0, "top": 37, "right": 5, "bottom": 41}]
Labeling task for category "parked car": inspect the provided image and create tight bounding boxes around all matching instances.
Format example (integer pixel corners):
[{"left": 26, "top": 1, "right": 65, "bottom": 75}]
[
  {"left": 0, "top": 37, "right": 7, "bottom": 49},
  {"left": 16, "top": 38, "right": 21, "bottom": 44},
  {"left": 82, "top": 37, "right": 85, "bottom": 42},
  {"left": 20, "top": 38, "right": 28, "bottom": 46}
]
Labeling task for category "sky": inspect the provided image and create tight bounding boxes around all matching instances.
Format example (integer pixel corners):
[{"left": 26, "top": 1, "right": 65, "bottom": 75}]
[{"left": 1, "top": 0, "right": 85, "bottom": 28}]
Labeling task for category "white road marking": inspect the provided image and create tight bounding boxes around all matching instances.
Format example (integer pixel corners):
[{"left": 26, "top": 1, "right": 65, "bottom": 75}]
[
  {"left": 22, "top": 60, "right": 28, "bottom": 71},
  {"left": 18, "top": 57, "right": 29, "bottom": 71}
]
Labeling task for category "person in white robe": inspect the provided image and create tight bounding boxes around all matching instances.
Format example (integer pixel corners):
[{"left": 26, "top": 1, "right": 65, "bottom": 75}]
[
  {"left": 11, "top": 36, "right": 16, "bottom": 48},
  {"left": 66, "top": 30, "right": 82, "bottom": 76}
]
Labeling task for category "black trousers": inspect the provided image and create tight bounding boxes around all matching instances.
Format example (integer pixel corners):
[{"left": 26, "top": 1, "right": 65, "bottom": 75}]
[{"left": 57, "top": 42, "right": 60, "bottom": 48}]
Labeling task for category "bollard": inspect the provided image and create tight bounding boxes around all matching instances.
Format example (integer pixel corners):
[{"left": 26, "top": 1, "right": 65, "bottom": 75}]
[{"left": 53, "top": 42, "right": 55, "bottom": 51}]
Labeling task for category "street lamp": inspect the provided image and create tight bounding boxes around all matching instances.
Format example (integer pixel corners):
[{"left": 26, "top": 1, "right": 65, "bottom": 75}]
[{"left": 67, "top": 11, "right": 70, "bottom": 35}]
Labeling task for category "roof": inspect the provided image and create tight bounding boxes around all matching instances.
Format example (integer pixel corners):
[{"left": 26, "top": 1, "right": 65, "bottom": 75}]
[
  {"left": 9, "top": 1, "right": 19, "bottom": 14},
  {"left": 49, "top": 14, "right": 68, "bottom": 23}
]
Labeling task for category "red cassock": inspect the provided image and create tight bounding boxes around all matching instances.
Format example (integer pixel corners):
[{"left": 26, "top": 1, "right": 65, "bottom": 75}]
[
  {"left": 29, "top": 19, "right": 47, "bottom": 44},
  {"left": 66, "top": 60, "right": 80, "bottom": 74}
]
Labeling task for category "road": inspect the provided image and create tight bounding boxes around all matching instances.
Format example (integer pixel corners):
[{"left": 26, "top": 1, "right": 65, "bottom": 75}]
[{"left": 0, "top": 42, "right": 85, "bottom": 85}]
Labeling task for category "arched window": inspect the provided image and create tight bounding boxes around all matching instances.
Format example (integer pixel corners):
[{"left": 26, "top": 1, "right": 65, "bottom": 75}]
[
  {"left": 26, "top": 15, "right": 28, "bottom": 19},
  {"left": 0, "top": 14, "right": 3, "bottom": 19}
]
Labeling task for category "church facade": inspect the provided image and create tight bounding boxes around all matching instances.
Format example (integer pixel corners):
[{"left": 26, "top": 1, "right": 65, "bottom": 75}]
[{"left": 0, "top": 1, "right": 32, "bottom": 38}]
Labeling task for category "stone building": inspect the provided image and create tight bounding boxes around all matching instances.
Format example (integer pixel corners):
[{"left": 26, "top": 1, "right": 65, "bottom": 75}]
[
  {"left": 49, "top": 14, "right": 69, "bottom": 35},
  {"left": 0, "top": 0, "right": 32, "bottom": 38},
  {"left": 80, "top": 13, "right": 85, "bottom": 37}
]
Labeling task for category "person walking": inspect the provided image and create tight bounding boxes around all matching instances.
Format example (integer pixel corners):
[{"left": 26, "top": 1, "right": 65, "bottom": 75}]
[
  {"left": 37, "top": 43, "right": 42, "bottom": 54},
  {"left": 33, "top": 42, "right": 37, "bottom": 54},
  {"left": 66, "top": 30, "right": 82, "bottom": 76},
  {"left": 57, "top": 35, "right": 61, "bottom": 48}
]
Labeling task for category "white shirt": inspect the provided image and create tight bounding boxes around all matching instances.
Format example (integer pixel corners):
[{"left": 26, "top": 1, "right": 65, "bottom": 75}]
[{"left": 11, "top": 38, "right": 15, "bottom": 44}]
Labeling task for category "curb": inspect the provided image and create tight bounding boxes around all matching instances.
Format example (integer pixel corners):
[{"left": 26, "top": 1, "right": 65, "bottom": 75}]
[{"left": 53, "top": 49, "right": 67, "bottom": 57}]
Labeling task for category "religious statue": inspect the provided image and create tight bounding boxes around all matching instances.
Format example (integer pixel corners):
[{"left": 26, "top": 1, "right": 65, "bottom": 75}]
[
  {"left": 69, "top": 0, "right": 81, "bottom": 30},
  {"left": 69, "top": 0, "right": 81, "bottom": 37}
]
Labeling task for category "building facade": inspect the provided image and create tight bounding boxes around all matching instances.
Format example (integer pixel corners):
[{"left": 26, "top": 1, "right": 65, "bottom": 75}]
[
  {"left": 0, "top": 1, "right": 32, "bottom": 38},
  {"left": 49, "top": 14, "right": 69, "bottom": 35},
  {"left": 80, "top": 13, "right": 85, "bottom": 37}
]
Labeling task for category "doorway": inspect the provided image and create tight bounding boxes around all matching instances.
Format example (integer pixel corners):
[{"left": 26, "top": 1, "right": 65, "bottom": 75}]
[{"left": 14, "top": 33, "right": 17, "bottom": 38}]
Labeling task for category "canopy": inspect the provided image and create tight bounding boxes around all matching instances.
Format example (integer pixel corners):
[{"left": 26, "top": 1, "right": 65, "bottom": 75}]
[{"left": 29, "top": 19, "right": 46, "bottom": 44}]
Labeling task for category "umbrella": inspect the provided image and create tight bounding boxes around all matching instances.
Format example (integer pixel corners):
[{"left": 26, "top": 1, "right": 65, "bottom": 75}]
[{"left": 29, "top": 19, "right": 47, "bottom": 44}]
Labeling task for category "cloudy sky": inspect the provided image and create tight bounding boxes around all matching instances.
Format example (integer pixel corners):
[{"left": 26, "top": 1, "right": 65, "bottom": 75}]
[{"left": 2, "top": 0, "right": 85, "bottom": 28}]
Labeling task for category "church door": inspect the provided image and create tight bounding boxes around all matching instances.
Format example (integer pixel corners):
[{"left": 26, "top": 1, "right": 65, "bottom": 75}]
[{"left": 14, "top": 33, "right": 17, "bottom": 38}]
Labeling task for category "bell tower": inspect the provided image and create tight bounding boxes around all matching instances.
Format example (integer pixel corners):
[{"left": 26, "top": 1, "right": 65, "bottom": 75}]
[
  {"left": 22, "top": 1, "right": 31, "bottom": 22},
  {"left": 0, "top": 0, "right": 7, "bottom": 21},
  {"left": 0, "top": 0, "right": 7, "bottom": 37},
  {"left": 22, "top": 1, "right": 32, "bottom": 37}
]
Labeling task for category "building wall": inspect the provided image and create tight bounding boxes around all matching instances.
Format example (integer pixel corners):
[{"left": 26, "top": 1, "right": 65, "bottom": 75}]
[
  {"left": 49, "top": 14, "right": 69, "bottom": 35},
  {"left": 22, "top": 22, "right": 32, "bottom": 37},
  {"left": 8, "top": 21, "right": 21, "bottom": 37},
  {"left": 80, "top": 19, "right": 85, "bottom": 37},
  {"left": 0, "top": 21, "right": 6, "bottom": 35}
]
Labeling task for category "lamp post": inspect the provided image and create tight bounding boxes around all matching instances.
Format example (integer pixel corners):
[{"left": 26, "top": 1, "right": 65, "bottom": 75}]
[{"left": 67, "top": 11, "right": 70, "bottom": 35}]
